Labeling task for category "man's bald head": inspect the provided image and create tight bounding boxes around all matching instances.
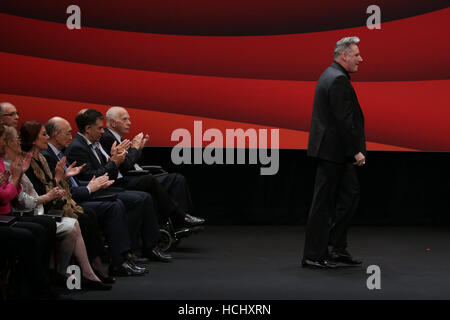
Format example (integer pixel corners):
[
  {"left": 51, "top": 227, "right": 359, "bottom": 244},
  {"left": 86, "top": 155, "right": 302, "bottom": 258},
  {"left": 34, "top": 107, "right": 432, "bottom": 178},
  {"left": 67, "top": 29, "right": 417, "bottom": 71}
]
[
  {"left": 0, "top": 102, "right": 19, "bottom": 128},
  {"left": 106, "top": 106, "right": 131, "bottom": 136},
  {"left": 45, "top": 116, "right": 73, "bottom": 150},
  {"left": 46, "top": 117, "right": 70, "bottom": 135},
  {"left": 77, "top": 108, "right": 88, "bottom": 116}
]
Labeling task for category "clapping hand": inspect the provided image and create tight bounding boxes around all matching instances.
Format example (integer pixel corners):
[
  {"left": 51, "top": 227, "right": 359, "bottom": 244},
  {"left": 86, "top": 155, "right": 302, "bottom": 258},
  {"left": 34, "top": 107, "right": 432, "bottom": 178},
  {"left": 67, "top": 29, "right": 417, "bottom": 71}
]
[
  {"left": 131, "top": 133, "right": 143, "bottom": 150},
  {"left": 87, "top": 173, "right": 115, "bottom": 193},
  {"left": 22, "top": 153, "right": 32, "bottom": 173},
  {"left": 140, "top": 134, "right": 149, "bottom": 150},
  {"left": 65, "top": 161, "right": 86, "bottom": 179},
  {"left": 10, "top": 156, "right": 24, "bottom": 187},
  {"left": 110, "top": 141, "right": 127, "bottom": 166},
  {"left": 46, "top": 187, "right": 66, "bottom": 201},
  {"left": 116, "top": 139, "right": 132, "bottom": 153},
  {"left": 55, "top": 156, "right": 66, "bottom": 183}
]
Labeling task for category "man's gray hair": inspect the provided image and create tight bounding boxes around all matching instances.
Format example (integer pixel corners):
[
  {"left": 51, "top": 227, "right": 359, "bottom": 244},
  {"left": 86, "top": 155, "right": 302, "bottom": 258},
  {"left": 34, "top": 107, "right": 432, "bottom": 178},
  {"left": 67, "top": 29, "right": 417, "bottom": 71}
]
[
  {"left": 334, "top": 37, "right": 360, "bottom": 59},
  {"left": 45, "top": 118, "right": 60, "bottom": 137},
  {"left": 106, "top": 106, "right": 123, "bottom": 126}
]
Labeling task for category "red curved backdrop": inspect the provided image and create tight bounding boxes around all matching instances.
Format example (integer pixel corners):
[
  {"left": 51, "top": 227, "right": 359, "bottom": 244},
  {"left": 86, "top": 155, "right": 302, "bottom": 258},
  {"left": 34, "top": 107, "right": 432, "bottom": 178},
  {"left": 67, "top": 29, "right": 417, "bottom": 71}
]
[{"left": 1, "top": 1, "right": 449, "bottom": 151}]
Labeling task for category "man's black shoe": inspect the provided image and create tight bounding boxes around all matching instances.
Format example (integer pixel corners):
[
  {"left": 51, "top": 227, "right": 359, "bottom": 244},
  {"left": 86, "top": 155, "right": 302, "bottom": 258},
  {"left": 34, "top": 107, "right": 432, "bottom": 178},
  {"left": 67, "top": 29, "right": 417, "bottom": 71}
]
[
  {"left": 302, "top": 259, "right": 338, "bottom": 269},
  {"left": 181, "top": 214, "right": 205, "bottom": 227},
  {"left": 127, "top": 258, "right": 149, "bottom": 273},
  {"left": 109, "top": 261, "right": 146, "bottom": 277},
  {"left": 147, "top": 247, "right": 173, "bottom": 262},
  {"left": 329, "top": 250, "right": 362, "bottom": 265}
]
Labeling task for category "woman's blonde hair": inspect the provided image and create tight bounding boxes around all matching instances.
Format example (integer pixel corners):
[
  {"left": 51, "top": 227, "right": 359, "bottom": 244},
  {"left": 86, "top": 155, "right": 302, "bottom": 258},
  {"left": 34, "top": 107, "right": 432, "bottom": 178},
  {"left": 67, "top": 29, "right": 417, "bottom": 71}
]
[{"left": 3, "top": 125, "right": 18, "bottom": 144}]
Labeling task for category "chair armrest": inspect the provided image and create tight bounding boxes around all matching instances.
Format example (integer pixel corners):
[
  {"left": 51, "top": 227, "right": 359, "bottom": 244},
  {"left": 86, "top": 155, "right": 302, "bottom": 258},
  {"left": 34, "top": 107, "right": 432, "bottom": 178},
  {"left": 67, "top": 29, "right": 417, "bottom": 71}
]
[
  {"left": 139, "top": 165, "right": 166, "bottom": 174},
  {"left": 125, "top": 169, "right": 150, "bottom": 176}
]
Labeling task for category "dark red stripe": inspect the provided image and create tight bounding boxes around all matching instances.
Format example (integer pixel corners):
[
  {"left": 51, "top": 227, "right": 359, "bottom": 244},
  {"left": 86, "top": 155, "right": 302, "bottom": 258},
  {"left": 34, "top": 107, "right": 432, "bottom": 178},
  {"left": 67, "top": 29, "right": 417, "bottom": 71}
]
[{"left": 0, "top": 0, "right": 448, "bottom": 35}]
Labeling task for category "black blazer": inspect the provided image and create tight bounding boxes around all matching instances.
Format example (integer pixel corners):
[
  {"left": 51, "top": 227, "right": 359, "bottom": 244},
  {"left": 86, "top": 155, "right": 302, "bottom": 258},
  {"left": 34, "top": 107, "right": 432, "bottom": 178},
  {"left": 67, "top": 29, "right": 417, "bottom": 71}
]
[
  {"left": 65, "top": 133, "right": 120, "bottom": 181},
  {"left": 41, "top": 146, "right": 91, "bottom": 202},
  {"left": 100, "top": 128, "right": 142, "bottom": 172},
  {"left": 307, "top": 61, "right": 366, "bottom": 163}
]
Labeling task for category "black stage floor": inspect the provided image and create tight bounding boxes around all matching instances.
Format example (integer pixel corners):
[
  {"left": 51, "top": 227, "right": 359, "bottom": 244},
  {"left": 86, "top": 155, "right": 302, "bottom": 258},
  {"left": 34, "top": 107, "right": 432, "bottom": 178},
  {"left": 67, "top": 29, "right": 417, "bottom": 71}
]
[{"left": 63, "top": 225, "right": 450, "bottom": 300}]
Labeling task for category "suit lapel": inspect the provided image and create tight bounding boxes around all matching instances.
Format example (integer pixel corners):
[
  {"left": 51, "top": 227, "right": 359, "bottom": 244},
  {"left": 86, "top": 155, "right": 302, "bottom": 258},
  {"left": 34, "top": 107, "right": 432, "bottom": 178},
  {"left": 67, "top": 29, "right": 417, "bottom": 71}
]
[{"left": 75, "top": 134, "right": 102, "bottom": 169}]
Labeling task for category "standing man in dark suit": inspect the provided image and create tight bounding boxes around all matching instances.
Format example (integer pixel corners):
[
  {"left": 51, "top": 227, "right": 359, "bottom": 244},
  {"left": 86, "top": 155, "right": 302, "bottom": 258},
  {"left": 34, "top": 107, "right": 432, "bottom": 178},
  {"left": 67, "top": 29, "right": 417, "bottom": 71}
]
[
  {"left": 302, "top": 37, "right": 366, "bottom": 269},
  {"left": 101, "top": 106, "right": 201, "bottom": 225}
]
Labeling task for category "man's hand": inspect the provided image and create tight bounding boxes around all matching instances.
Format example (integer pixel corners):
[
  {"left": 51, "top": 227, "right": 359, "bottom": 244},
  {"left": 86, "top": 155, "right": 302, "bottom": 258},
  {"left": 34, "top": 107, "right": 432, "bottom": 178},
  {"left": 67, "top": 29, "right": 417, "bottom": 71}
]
[
  {"left": 132, "top": 133, "right": 144, "bottom": 150},
  {"left": 111, "top": 140, "right": 131, "bottom": 156},
  {"left": 353, "top": 152, "right": 366, "bottom": 166},
  {"left": 55, "top": 157, "right": 66, "bottom": 184},
  {"left": 140, "top": 134, "right": 149, "bottom": 150},
  {"left": 87, "top": 173, "right": 115, "bottom": 193},
  {"left": 110, "top": 142, "right": 127, "bottom": 167},
  {"left": 117, "top": 139, "right": 131, "bottom": 153},
  {"left": 65, "top": 161, "right": 86, "bottom": 179}
]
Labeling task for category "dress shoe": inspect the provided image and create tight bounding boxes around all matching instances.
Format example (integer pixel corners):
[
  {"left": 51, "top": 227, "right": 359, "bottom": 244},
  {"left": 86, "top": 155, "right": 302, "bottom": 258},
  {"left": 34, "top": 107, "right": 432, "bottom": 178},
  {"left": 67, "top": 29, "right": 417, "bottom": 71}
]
[
  {"left": 81, "top": 277, "right": 112, "bottom": 291},
  {"left": 184, "top": 214, "right": 205, "bottom": 226},
  {"left": 127, "top": 258, "right": 149, "bottom": 273},
  {"left": 109, "top": 261, "right": 146, "bottom": 277},
  {"left": 329, "top": 250, "right": 362, "bottom": 265},
  {"left": 147, "top": 247, "right": 173, "bottom": 262},
  {"left": 177, "top": 214, "right": 205, "bottom": 227},
  {"left": 302, "top": 259, "right": 338, "bottom": 269}
]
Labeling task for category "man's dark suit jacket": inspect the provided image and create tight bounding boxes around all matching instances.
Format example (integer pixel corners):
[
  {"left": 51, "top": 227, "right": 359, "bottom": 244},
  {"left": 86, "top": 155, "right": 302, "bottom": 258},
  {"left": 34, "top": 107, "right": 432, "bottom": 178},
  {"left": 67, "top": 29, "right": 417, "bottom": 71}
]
[
  {"left": 307, "top": 61, "right": 366, "bottom": 163},
  {"left": 64, "top": 133, "right": 121, "bottom": 182},
  {"left": 41, "top": 146, "right": 91, "bottom": 202},
  {"left": 100, "top": 128, "right": 141, "bottom": 172}
]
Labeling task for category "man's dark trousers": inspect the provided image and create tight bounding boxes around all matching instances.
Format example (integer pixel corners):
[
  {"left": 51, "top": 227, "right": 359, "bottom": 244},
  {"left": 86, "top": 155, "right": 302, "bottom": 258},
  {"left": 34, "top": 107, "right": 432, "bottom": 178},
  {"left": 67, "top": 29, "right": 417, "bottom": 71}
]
[{"left": 303, "top": 159, "right": 360, "bottom": 261}]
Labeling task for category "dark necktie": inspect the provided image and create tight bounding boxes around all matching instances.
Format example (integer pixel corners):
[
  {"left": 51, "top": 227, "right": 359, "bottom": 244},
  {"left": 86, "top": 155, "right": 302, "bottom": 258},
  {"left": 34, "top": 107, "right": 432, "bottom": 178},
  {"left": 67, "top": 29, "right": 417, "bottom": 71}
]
[
  {"left": 57, "top": 151, "right": 79, "bottom": 187},
  {"left": 92, "top": 144, "right": 106, "bottom": 165}
]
